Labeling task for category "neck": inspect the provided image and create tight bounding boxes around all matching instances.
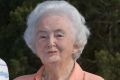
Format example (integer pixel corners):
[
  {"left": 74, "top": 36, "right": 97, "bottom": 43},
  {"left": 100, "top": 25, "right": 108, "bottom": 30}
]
[{"left": 43, "top": 59, "right": 75, "bottom": 80}]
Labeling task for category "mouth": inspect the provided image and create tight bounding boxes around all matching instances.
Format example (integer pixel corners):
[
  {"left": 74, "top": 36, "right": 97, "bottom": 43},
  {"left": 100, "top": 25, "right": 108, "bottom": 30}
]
[{"left": 47, "top": 51, "right": 58, "bottom": 55}]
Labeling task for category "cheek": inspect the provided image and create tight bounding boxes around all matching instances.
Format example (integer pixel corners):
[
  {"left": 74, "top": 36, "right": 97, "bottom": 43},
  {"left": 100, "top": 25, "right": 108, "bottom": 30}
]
[
  {"left": 35, "top": 40, "right": 45, "bottom": 53},
  {"left": 57, "top": 38, "right": 74, "bottom": 53},
  {"left": 35, "top": 42, "right": 45, "bottom": 60},
  {"left": 64, "top": 38, "right": 75, "bottom": 51}
]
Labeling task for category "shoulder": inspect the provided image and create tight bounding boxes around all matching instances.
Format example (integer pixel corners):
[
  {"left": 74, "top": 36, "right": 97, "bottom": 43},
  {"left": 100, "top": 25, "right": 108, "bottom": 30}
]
[
  {"left": 0, "top": 59, "right": 9, "bottom": 80},
  {"left": 84, "top": 71, "right": 104, "bottom": 80},
  {"left": 14, "top": 66, "right": 45, "bottom": 80},
  {"left": 13, "top": 74, "right": 35, "bottom": 80},
  {"left": 0, "top": 59, "right": 6, "bottom": 64}
]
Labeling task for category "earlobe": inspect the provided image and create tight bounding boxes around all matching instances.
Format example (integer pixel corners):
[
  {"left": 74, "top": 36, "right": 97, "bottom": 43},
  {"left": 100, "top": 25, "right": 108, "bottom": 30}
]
[
  {"left": 72, "top": 49, "right": 78, "bottom": 54},
  {"left": 73, "top": 44, "right": 80, "bottom": 54}
]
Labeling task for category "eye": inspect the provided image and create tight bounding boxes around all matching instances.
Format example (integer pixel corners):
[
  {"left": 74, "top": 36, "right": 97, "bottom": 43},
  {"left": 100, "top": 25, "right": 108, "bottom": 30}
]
[
  {"left": 40, "top": 35, "right": 47, "bottom": 38},
  {"left": 39, "top": 35, "right": 48, "bottom": 40},
  {"left": 55, "top": 33, "right": 64, "bottom": 38},
  {"left": 37, "top": 31, "right": 48, "bottom": 40},
  {"left": 56, "top": 34, "right": 63, "bottom": 37}
]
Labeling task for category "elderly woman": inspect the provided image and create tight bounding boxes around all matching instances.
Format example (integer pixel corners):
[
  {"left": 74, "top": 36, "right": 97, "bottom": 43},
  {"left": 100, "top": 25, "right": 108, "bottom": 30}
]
[{"left": 14, "top": 1, "right": 104, "bottom": 80}]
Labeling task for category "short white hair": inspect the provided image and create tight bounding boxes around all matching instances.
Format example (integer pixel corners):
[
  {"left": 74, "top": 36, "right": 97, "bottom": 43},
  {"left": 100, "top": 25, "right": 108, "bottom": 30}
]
[{"left": 24, "top": 0, "right": 90, "bottom": 60}]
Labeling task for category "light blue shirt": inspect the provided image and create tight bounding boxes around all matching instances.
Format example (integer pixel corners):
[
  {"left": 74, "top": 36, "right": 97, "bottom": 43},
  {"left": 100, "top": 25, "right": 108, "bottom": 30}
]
[{"left": 0, "top": 59, "right": 9, "bottom": 80}]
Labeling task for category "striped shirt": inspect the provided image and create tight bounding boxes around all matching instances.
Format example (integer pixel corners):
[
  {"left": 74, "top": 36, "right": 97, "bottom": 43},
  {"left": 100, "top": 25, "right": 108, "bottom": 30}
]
[{"left": 0, "top": 59, "right": 9, "bottom": 80}]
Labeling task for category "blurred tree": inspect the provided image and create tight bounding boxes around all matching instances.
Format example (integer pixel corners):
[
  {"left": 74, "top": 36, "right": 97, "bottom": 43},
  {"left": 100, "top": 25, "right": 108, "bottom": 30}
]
[
  {"left": 0, "top": 0, "right": 42, "bottom": 79},
  {"left": 95, "top": 50, "right": 120, "bottom": 80}
]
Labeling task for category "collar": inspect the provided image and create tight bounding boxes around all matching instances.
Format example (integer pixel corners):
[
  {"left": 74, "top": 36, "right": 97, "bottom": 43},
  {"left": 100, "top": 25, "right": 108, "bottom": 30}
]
[{"left": 34, "top": 62, "right": 84, "bottom": 80}]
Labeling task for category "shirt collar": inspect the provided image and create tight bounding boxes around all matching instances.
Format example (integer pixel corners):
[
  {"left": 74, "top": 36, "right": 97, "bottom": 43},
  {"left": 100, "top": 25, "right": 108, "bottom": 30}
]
[
  {"left": 69, "top": 62, "right": 85, "bottom": 80},
  {"left": 34, "top": 62, "right": 84, "bottom": 80}
]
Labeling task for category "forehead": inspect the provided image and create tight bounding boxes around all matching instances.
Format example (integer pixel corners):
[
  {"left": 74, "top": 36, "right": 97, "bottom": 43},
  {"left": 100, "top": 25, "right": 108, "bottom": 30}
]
[{"left": 36, "top": 13, "right": 73, "bottom": 31}]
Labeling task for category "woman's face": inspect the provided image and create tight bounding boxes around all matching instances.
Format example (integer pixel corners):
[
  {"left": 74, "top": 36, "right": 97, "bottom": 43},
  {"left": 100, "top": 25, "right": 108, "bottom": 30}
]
[{"left": 35, "top": 14, "right": 76, "bottom": 65}]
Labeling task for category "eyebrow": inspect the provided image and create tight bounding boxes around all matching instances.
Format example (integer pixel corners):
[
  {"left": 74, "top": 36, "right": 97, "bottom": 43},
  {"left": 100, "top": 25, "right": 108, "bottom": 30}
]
[
  {"left": 54, "top": 29, "right": 65, "bottom": 34},
  {"left": 37, "top": 30, "right": 47, "bottom": 34},
  {"left": 36, "top": 29, "right": 65, "bottom": 34}
]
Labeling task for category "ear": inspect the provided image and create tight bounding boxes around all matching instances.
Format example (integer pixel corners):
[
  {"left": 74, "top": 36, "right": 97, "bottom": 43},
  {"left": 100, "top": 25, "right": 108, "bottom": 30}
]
[{"left": 73, "top": 44, "right": 80, "bottom": 54}]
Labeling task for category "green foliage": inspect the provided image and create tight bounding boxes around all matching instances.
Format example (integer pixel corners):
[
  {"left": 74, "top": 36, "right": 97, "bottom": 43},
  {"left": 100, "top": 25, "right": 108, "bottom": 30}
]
[
  {"left": 95, "top": 50, "right": 120, "bottom": 80},
  {"left": 9, "top": 58, "right": 27, "bottom": 78},
  {"left": 0, "top": 0, "right": 42, "bottom": 79}
]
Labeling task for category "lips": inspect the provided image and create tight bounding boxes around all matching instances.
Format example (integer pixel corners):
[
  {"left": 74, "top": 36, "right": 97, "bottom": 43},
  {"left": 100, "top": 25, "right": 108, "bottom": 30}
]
[
  {"left": 48, "top": 51, "right": 57, "bottom": 53},
  {"left": 47, "top": 50, "right": 58, "bottom": 55}
]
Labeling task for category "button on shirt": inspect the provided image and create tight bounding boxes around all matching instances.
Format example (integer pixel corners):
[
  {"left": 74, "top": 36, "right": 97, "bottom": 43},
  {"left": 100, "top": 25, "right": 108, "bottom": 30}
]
[{"left": 0, "top": 59, "right": 9, "bottom": 80}]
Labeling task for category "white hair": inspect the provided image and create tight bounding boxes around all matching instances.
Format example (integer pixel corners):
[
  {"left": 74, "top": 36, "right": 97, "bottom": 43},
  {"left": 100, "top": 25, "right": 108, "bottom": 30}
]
[{"left": 24, "top": 0, "right": 90, "bottom": 60}]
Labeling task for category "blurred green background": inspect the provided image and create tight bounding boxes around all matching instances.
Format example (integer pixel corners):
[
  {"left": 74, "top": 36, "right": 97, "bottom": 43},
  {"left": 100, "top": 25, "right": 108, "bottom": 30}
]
[{"left": 0, "top": 0, "right": 120, "bottom": 80}]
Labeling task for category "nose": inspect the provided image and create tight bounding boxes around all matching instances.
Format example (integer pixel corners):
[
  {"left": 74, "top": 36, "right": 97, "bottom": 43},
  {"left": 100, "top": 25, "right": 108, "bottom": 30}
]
[{"left": 47, "top": 35, "right": 56, "bottom": 48}]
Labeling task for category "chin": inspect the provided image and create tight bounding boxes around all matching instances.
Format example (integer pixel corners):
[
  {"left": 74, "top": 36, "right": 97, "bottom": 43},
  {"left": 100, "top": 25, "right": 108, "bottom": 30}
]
[{"left": 46, "top": 55, "right": 61, "bottom": 63}]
